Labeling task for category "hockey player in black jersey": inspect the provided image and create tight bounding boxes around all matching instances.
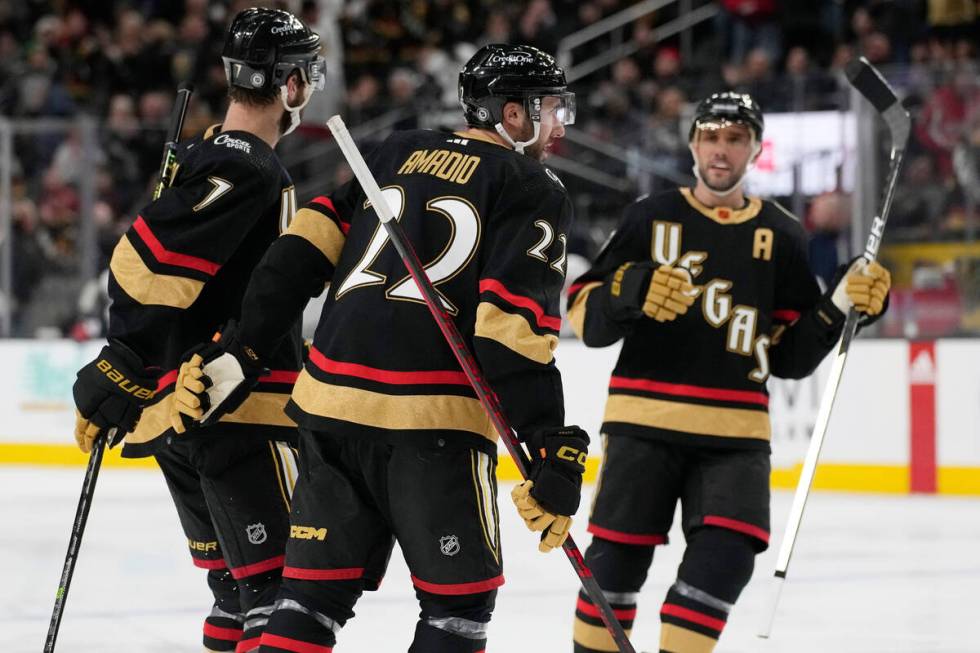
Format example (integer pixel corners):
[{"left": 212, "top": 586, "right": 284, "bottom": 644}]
[
  {"left": 170, "top": 44, "right": 587, "bottom": 652},
  {"left": 566, "top": 92, "right": 892, "bottom": 653},
  {"left": 70, "top": 8, "right": 324, "bottom": 652}
]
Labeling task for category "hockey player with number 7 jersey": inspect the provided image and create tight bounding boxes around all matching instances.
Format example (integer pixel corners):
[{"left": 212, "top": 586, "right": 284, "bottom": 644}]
[{"left": 170, "top": 44, "right": 589, "bottom": 652}]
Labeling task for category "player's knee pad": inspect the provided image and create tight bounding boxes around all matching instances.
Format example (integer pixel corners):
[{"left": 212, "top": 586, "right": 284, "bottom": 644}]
[
  {"left": 409, "top": 589, "right": 495, "bottom": 653},
  {"left": 574, "top": 537, "right": 657, "bottom": 652},
  {"left": 203, "top": 569, "right": 244, "bottom": 651},
  {"left": 256, "top": 586, "right": 348, "bottom": 652},
  {"left": 659, "top": 526, "right": 757, "bottom": 651}
]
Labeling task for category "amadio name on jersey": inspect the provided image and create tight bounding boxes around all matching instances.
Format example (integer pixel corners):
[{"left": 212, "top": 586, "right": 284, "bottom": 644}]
[
  {"left": 214, "top": 133, "right": 252, "bottom": 154},
  {"left": 397, "top": 149, "right": 481, "bottom": 185}
]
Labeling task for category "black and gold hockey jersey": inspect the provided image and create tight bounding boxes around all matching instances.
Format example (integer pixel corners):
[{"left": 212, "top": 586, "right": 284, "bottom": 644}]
[
  {"left": 237, "top": 128, "right": 573, "bottom": 452},
  {"left": 568, "top": 188, "right": 845, "bottom": 451},
  {"left": 109, "top": 125, "right": 303, "bottom": 457}
]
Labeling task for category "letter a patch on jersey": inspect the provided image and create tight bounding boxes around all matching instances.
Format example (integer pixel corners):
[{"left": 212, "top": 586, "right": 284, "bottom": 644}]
[{"left": 194, "top": 176, "right": 234, "bottom": 211}]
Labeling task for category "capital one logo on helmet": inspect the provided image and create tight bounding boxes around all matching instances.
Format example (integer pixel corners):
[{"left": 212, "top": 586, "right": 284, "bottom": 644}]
[
  {"left": 487, "top": 52, "right": 534, "bottom": 66},
  {"left": 270, "top": 25, "right": 299, "bottom": 35}
]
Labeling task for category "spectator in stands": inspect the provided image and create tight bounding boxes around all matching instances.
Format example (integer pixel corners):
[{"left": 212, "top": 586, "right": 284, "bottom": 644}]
[
  {"left": 736, "top": 47, "right": 781, "bottom": 111},
  {"left": 716, "top": 0, "right": 781, "bottom": 65},
  {"left": 916, "top": 64, "right": 980, "bottom": 177}
]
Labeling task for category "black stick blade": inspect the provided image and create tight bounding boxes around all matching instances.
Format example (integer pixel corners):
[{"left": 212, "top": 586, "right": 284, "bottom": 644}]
[{"left": 845, "top": 56, "right": 898, "bottom": 113}]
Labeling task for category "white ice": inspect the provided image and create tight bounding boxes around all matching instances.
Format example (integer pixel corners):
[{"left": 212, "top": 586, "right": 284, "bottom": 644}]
[{"left": 4, "top": 466, "right": 979, "bottom": 653}]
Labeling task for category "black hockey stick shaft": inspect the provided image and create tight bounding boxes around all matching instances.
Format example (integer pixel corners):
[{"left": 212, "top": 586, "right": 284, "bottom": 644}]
[
  {"left": 44, "top": 430, "right": 112, "bottom": 652},
  {"left": 759, "top": 57, "right": 909, "bottom": 639},
  {"left": 327, "top": 116, "right": 636, "bottom": 653},
  {"left": 153, "top": 81, "right": 194, "bottom": 201}
]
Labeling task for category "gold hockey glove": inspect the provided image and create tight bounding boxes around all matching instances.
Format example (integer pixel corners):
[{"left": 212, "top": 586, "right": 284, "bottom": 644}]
[
  {"left": 73, "top": 340, "right": 157, "bottom": 453},
  {"left": 170, "top": 353, "right": 210, "bottom": 434},
  {"left": 830, "top": 258, "right": 892, "bottom": 325},
  {"left": 511, "top": 426, "right": 589, "bottom": 553},
  {"left": 643, "top": 264, "right": 697, "bottom": 322}
]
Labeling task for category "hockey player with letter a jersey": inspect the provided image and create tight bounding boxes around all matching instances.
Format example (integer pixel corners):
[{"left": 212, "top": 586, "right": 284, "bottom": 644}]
[
  {"left": 172, "top": 44, "right": 588, "bottom": 653},
  {"left": 70, "top": 9, "right": 326, "bottom": 652},
  {"left": 567, "top": 92, "right": 892, "bottom": 653}
]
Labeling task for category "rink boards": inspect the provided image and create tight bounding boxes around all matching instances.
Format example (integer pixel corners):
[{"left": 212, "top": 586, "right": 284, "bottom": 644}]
[{"left": 0, "top": 338, "right": 977, "bottom": 495}]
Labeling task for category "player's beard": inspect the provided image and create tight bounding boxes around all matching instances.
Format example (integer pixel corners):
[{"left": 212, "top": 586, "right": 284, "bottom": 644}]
[{"left": 697, "top": 158, "right": 747, "bottom": 194}]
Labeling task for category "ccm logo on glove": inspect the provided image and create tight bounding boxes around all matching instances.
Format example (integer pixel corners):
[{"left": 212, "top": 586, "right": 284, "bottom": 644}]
[{"left": 556, "top": 445, "right": 587, "bottom": 466}]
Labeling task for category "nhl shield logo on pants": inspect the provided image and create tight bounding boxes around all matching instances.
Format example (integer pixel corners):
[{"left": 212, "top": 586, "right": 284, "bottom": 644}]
[
  {"left": 247, "top": 523, "right": 267, "bottom": 545},
  {"left": 439, "top": 535, "right": 460, "bottom": 556}
]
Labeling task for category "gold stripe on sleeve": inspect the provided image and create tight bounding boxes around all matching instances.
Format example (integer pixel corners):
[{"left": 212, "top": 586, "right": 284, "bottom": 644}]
[
  {"left": 474, "top": 302, "right": 558, "bottom": 364},
  {"left": 109, "top": 235, "right": 205, "bottom": 309},
  {"left": 568, "top": 282, "right": 602, "bottom": 340},
  {"left": 285, "top": 207, "right": 346, "bottom": 266}
]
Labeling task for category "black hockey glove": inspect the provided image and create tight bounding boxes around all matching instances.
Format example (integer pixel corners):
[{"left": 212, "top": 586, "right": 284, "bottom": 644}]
[
  {"left": 511, "top": 426, "right": 590, "bottom": 553},
  {"left": 170, "top": 320, "right": 267, "bottom": 433},
  {"left": 73, "top": 340, "right": 157, "bottom": 453},
  {"left": 604, "top": 261, "right": 657, "bottom": 323}
]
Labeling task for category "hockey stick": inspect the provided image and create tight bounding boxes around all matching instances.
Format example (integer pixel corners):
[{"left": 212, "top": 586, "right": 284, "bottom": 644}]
[
  {"left": 44, "top": 428, "right": 112, "bottom": 652},
  {"left": 327, "top": 115, "right": 636, "bottom": 653},
  {"left": 45, "top": 83, "right": 194, "bottom": 652},
  {"left": 758, "top": 57, "right": 910, "bottom": 639}
]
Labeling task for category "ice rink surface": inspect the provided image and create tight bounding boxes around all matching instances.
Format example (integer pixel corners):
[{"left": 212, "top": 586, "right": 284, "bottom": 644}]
[{"left": 4, "top": 466, "right": 979, "bottom": 653}]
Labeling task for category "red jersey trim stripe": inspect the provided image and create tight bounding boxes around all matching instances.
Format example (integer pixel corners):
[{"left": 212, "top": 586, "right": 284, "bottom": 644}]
[
  {"left": 576, "top": 597, "right": 637, "bottom": 621},
  {"left": 156, "top": 369, "right": 178, "bottom": 391},
  {"left": 310, "top": 196, "right": 349, "bottom": 234},
  {"left": 772, "top": 309, "right": 801, "bottom": 322},
  {"left": 478, "top": 279, "right": 561, "bottom": 331},
  {"left": 229, "top": 554, "right": 285, "bottom": 579},
  {"left": 410, "top": 574, "right": 505, "bottom": 595},
  {"left": 609, "top": 376, "right": 769, "bottom": 408},
  {"left": 702, "top": 515, "right": 770, "bottom": 543},
  {"left": 587, "top": 523, "right": 668, "bottom": 546},
  {"left": 660, "top": 603, "right": 727, "bottom": 632},
  {"left": 157, "top": 368, "right": 296, "bottom": 392},
  {"left": 133, "top": 216, "right": 222, "bottom": 275},
  {"left": 203, "top": 623, "right": 243, "bottom": 642},
  {"left": 192, "top": 557, "right": 227, "bottom": 570},
  {"left": 567, "top": 281, "right": 587, "bottom": 297},
  {"left": 308, "top": 347, "right": 469, "bottom": 386},
  {"left": 258, "top": 633, "right": 333, "bottom": 653},
  {"left": 283, "top": 566, "right": 365, "bottom": 581}
]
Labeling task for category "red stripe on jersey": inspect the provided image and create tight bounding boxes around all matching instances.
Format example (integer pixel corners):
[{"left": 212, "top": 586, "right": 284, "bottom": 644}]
[
  {"left": 156, "top": 369, "right": 178, "bottom": 391},
  {"left": 479, "top": 278, "right": 561, "bottom": 331},
  {"left": 133, "top": 216, "right": 222, "bottom": 275},
  {"left": 772, "top": 309, "right": 801, "bottom": 322},
  {"left": 258, "top": 633, "right": 333, "bottom": 653},
  {"left": 660, "top": 603, "right": 726, "bottom": 632},
  {"left": 411, "top": 574, "right": 505, "bottom": 595},
  {"left": 283, "top": 566, "right": 365, "bottom": 581},
  {"left": 203, "top": 623, "right": 243, "bottom": 642},
  {"left": 192, "top": 557, "right": 227, "bottom": 570},
  {"left": 308, "top": 347, "right": 469, "bottom": 386},
  {"left": 703, "top": 515, "right": 770, "bottom": 543},
  {"left": 260, "top": 369, "right": 300, "bottom": 384},
  {"left": 310, "top": 196, "right": 349, "bottom": 234},
  {"left": 609, "top": 376, "right": 769, "bottom": 407},
  {"left": 229, "top": 555, "right": 285, "bottom": 579},
  {"left": 576, "top": 597, "right": 637, "bottom": 621},
  {"left": 587, "top": 523, "right": 667, "bottom": 546},
  {"left": 235, "top": 637, "right": 260, "bottom": 653},
  {"left": 567, "top": 281, "right": 586, "bottom": 297}
]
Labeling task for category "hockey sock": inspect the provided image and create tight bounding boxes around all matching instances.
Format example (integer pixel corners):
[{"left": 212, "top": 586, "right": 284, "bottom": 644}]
[
  {"left": 408, "top": 588, "right": 495, "bottom": 653},
  {"left": 256, "top": 584, "right": 353, "bottom": 653},
  {"left": 573, "top": 536, "right": 656, "bottom": 653},
  {"left": 204, "top": 569, "right": 243, "bottom": 652},
  {"left": 236, "top": 570, "right": 284, "bottom": 652},
  {"left": 659, "top": 527, "right": 755, "bottom": 653}
]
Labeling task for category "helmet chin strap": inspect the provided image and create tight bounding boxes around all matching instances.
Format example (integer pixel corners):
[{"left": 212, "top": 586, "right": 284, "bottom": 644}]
[
  {"left": 279, "top": 84, "right": 314, "bottom": 136},
  {"left": 688, "top": 140, "right": 761, "bottom": 199},
  {"left": 494, "top": 120, "right": 541, "bottom": 155}
]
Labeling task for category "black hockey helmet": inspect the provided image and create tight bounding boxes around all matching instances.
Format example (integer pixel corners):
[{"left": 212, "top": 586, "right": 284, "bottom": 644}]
[
  {"left": 222, "top": 7, "right": 324, "bottom": 94},
  {"left": 459, "top": 44, "right": 575, "bottom": 129},
  {"left": 688, "top": 91, "right": 764, "bottom": 142}
]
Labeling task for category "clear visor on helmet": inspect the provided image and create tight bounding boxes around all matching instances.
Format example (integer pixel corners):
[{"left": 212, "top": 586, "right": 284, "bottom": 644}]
[
  {"left": 694, "top": 118, "right": 754, "bottom": 138},
  {"left": 545, "top": 92, "right": 576, "bottom": 126},
  {"left": 277, "top": 54, "right": 326, "bottom": 91}
]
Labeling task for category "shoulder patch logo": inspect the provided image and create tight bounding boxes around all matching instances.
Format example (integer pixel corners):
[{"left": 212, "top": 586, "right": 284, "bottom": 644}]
[{"left": 194, "top": 176, "right": 234, "bottom": 211}]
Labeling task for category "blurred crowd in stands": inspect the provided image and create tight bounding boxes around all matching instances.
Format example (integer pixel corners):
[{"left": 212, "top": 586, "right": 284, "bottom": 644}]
[{"left": 0, "top": 0, "right": 978, "bottom": 337}]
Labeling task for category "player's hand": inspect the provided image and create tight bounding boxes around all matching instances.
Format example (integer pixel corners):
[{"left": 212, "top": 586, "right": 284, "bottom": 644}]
[
  {"left": 642, "top": 264, "right": 697, "bottom": 322},
  {"left": 73, "top": 340, "right": 157, "bottom": 453},
  {"left": 511, "top": 426, "right": 589, "bottom": 553},
  {"left": 169, "top": 320, "right": 266, "bottom": 433},
  {"left": 605, "top": 262, "right": 696, "bottom": 323},
  {"left": 830, "top": 258, "right": 891, "bottom": 324}
]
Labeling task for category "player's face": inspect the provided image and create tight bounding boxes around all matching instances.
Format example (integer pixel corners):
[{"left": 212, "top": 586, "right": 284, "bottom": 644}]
[
  {"left": 691, "top": 122, "right": 758, "bottom": 192},
  {"left": 525, "top": 95, "right": 567, "bottom": 162}
]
